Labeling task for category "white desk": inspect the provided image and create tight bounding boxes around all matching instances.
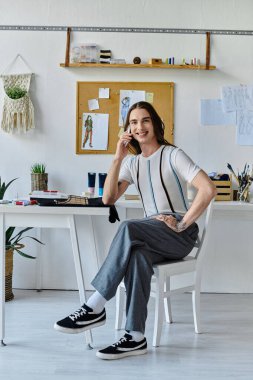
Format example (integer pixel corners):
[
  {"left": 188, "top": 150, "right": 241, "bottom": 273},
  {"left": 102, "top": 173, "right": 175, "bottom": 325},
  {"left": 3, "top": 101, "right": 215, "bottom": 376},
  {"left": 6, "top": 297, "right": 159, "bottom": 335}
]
[
  {"left": 116, "top": 199, "right": 253, "bottom": 213},
  {"left": 116, "top": 199, "right": 253, "bottom": 229},
  {"left": 0, "top": 204, "right": 109, "bottom": 347}
]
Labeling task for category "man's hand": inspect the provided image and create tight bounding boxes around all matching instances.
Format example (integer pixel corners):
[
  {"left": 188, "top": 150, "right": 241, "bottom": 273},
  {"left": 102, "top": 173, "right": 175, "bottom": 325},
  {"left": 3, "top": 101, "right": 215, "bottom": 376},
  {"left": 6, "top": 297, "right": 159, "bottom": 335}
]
[
  {"left": 155, "top": 214, "right": 187, "bottom": 233},
  {"left": 115, "top": 130, "right": 132, "bottom": 161}
]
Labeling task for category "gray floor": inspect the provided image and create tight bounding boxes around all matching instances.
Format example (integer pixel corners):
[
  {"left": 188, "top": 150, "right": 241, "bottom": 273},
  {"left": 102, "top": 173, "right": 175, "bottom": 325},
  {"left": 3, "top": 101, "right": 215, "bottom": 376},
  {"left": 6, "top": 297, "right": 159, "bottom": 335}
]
[{"left": 1, "top": 290, "right": 253, "bottom": 380}]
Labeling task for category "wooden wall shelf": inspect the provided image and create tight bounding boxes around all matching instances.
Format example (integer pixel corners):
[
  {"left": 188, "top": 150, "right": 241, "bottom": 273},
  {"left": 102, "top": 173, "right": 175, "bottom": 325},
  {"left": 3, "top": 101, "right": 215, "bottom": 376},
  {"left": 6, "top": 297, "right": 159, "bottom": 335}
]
[
  {"left": 60, "top": 63, "right": 216, "bottom": 70},
  {"left": 61, "top": 28, "right": 215, "bottom": 70}
]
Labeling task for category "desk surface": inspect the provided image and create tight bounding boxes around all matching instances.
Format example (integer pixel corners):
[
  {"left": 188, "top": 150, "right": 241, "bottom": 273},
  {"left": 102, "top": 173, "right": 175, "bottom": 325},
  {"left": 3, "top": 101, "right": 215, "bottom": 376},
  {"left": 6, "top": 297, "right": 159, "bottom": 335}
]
[
  {"left": 2, "top": 201, "right": 252, "bottom": 215},
  {"left": 116, "top": 199, "right": 253, "bottom": 211},
  {"left": 0, "top": 204, "right": 109, "bottom": 216}
]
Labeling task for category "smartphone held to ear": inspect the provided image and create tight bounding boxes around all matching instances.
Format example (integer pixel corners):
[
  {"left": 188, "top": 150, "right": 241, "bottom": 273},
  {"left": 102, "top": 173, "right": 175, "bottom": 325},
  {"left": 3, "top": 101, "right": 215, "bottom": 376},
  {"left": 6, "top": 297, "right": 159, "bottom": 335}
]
[{"left": 124, "top": 126, "right": 131, "bottom": 147}]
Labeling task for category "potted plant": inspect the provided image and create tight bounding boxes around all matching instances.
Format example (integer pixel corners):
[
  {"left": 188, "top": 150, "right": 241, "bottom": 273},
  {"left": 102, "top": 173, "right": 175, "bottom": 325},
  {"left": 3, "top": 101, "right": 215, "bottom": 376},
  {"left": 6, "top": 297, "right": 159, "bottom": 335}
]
[
  {"left": 1, "top": 176, "right": 44, "bottom": 301},
  {"left": 5, "top": 227, "right": 44, "bottom": 301},
  {"left": 0, "top": 177, "right": 18, "bottom": 201},
  {"left": 30, "top": 163, "right": 48, "bottom": 191}
]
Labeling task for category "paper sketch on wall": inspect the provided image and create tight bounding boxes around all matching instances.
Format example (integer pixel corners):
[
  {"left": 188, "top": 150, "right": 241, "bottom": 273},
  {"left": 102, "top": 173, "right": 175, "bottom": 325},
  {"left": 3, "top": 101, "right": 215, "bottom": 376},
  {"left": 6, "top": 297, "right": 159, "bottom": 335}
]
[
  {"left": 236, "top": 110, "right": 253, "bottom": 145},
  {"left": 119, "top": 90, "right": 145, "bottom": 126},
  {"left": 0, "top": 54, "right": 35, "bottom": 133},
  {"left": 201, "top": 84, "right": 253, "bottom": 146},
  {"left": 82, "top": 113, "right": 109, "bottom": 150},
  {"left": 221, "top": 85, "right": 253, "bottom": 112},
  {"left": 200, "top": 99, "right": 236, "bottom": 126},
  {"left": 221, "top": 85, "right": 253, "bottom": 145}
]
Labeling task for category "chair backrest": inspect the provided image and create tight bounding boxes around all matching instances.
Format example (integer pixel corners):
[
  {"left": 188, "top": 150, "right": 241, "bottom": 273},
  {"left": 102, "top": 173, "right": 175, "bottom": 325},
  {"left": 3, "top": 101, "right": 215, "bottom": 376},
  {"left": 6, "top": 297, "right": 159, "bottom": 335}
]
[{"left": 193, "top": 199, "right": 214, "bottom": 262}]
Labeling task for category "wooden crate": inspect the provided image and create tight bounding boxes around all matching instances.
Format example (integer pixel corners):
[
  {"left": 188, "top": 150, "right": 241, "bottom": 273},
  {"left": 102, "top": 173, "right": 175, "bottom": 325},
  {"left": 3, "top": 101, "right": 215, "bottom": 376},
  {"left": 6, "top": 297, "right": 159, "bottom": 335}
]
[{"left": 212, "top": 177, "right": 232, "bottom": 201}]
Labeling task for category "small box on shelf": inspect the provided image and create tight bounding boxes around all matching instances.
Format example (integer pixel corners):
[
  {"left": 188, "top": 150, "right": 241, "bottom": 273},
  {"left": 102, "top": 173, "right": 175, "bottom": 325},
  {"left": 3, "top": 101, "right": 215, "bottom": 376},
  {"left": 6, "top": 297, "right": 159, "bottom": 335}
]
[{"left": 148, "top": 58, "right": 163, "bottom": 64}]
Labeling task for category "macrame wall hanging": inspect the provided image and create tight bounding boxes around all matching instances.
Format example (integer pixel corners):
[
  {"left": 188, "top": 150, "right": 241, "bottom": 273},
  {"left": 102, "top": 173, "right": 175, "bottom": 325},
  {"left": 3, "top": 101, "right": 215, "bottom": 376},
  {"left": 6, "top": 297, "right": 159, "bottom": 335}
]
[{"left": 1, "top": 55, "right": 35, "bottom": 133}]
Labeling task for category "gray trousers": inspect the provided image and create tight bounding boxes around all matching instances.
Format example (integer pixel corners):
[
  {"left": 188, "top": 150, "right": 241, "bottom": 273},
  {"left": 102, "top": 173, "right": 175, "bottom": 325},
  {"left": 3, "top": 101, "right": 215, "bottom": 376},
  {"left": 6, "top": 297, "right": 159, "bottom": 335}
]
[{"left": 91, "top": 216, "right": 199, "bottom": 334}]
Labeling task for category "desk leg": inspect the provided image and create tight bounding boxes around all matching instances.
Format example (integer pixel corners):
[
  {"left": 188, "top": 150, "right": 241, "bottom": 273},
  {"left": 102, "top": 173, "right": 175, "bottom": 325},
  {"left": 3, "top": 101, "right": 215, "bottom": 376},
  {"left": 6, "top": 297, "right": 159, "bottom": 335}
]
[
  {"left": 0, "top": 214, "right": 6, "bottom": 346},
  {"left": 68, "top": 215, "right": 93, "bottom": 348},
  {"left": 88, "top": 215, "right": 100, "bottom": 270}
]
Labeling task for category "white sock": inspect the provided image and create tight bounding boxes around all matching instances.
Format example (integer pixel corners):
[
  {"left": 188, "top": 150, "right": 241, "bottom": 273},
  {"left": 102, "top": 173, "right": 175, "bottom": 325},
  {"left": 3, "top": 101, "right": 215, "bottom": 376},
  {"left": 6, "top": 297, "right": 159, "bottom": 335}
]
[
  {"left": 86, "top": 291, "right": 107, "bottom": 313},
  {"left": 128, "top": 330, "right": 144, "bottom": 342}
]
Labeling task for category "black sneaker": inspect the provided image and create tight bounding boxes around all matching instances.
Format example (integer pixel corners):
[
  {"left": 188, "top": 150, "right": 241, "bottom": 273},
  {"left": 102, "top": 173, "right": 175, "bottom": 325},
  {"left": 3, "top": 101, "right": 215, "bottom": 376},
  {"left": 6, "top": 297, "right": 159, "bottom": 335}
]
[
  {"left": 54, "top": 304, "right": 106, "bottom": 334},
  {"left": 96, "top": 333, "right": 147, "bottom": 360}
]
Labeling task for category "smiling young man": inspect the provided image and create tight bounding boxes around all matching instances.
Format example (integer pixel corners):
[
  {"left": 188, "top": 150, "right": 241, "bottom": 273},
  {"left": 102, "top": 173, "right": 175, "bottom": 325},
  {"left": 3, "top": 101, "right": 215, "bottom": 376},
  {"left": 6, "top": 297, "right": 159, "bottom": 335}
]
[{"left": 54, "top": 101, "right": 216, "bottom": 360}]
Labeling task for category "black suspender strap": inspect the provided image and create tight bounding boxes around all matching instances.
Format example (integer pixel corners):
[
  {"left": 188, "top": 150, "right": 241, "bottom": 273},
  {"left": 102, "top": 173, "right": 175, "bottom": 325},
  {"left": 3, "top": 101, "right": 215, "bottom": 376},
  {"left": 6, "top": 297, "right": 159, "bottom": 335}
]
[
  {"left": 136, "top": 156, "right": 147, "bottom": 217},
  {"left": 159, "top": 146, "right": 175, "bottom": 213},
  {"left": 169, "top": 149, "right": 188, "bottom": 211}
]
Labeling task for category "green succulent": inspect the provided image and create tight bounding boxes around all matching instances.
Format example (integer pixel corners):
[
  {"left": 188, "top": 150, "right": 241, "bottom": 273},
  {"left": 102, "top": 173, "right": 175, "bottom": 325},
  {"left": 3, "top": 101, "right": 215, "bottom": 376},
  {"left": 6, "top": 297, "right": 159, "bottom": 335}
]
[
  {"left": 5, "top": 86, "right": 27, "bottom": 99},
  {"left": 6, "top": 227, "right": 44, "bottom": 259},
  {"left": 30, "top": 163, "right": 46, "bottom": 174},
  {"left": 0, "top": 177, "right": 18, "bottom": 200}
]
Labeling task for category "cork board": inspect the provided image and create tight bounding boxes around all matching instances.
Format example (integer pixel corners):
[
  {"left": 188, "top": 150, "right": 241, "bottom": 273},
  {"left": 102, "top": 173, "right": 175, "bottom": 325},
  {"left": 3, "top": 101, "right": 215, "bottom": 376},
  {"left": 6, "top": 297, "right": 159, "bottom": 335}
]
[{"left": 76, "top": 81, "right": 174, "bottom": 154}]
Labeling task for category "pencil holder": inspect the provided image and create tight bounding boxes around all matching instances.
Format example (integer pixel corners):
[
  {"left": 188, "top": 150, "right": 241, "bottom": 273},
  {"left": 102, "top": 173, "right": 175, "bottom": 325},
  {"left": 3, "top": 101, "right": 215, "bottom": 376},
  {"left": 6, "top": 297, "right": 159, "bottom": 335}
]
[
  {"left": 237, "top": 184, "right": 250, "bottom": 202},
  {"left": 31, "top": 173, "right": 48, "bottom": 191}
]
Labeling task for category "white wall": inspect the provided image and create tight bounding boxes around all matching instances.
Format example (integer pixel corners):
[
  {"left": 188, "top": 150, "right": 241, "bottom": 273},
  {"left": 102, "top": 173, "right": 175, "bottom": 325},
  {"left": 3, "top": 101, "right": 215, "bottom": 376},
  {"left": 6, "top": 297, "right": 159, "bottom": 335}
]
[{"left": 1, "top": 0, "right": 253, "bottom": 292}]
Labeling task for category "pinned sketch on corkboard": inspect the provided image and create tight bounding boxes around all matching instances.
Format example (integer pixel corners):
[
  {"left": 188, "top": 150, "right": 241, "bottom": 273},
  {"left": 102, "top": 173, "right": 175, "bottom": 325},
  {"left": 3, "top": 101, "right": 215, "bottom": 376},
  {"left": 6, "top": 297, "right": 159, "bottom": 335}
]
[
  {"left": 76, "top": 81, "right": 174, "bottom": 154},
  {"left": 81, "top": 113, "right": 109, "bottom": 150},
  {"left": 119, "top": 90, "right": 146, "bottom": 126}
]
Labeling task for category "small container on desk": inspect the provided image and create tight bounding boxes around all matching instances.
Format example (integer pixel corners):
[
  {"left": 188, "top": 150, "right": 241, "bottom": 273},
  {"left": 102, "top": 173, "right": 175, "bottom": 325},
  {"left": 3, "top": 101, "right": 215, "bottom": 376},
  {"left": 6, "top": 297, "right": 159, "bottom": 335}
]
[{"left": 212, "top": 175, "right": 232, "bottom": 201}]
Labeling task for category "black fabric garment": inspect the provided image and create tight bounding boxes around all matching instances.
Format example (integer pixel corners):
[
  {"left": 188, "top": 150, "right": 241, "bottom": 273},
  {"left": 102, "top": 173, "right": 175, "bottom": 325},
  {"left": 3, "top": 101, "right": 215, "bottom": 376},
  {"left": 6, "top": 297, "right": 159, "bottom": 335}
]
[{"left": 87, "top": 197, "right": 120, "bottom": 223}]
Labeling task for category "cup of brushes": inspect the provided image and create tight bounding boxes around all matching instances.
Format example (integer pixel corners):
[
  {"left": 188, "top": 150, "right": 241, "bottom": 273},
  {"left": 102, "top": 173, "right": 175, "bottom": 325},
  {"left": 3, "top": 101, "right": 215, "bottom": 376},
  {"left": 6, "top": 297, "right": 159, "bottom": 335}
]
[{"left": 227, "top": 163, "right": 253, "bottom": 202}]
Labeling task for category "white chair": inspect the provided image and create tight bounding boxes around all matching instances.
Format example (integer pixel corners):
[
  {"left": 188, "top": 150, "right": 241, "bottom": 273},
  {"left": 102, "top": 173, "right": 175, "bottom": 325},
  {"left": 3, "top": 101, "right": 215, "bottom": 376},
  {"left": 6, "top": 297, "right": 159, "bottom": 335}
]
[{"left": 115, "top": 201, "right": 214, "bottom": 347}]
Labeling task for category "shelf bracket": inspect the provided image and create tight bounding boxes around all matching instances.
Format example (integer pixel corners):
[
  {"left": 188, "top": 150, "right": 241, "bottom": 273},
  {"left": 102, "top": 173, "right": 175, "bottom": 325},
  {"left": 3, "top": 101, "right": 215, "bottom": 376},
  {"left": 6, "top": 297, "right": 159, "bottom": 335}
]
[
  {"left": 205, "top": 32, "right": 211, "bottom": 70},
  {"left": 65, "top": 27, "right": 71, "bottom": 67}
]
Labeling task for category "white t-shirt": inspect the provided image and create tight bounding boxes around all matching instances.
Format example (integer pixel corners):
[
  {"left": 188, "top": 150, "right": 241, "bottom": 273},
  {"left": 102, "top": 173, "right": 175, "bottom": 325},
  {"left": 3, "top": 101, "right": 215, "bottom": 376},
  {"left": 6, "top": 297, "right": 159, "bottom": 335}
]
[{"left": 119, "top": 145, "right": 201, "bottom": 216}]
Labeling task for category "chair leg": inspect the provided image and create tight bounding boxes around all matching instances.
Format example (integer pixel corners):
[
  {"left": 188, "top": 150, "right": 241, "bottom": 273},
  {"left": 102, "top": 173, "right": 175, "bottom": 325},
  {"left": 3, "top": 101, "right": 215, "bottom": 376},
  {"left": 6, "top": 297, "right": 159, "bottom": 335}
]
[
  {"left": 192, "top": 278, "right": 202, "bottom": 334},
  {"left": 153, "top": 269, "right": 165, "bottom": 347},
  {"left": 115, "top": 285, "right": 126, "bottom": 330},
  {"left": 164, "top": 276, "right": 173, "bottom": 324}
]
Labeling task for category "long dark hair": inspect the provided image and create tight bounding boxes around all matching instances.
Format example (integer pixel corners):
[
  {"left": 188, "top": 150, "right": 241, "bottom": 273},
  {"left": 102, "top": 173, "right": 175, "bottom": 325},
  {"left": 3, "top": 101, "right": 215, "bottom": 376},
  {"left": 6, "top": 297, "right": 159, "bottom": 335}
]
[{"left": 124, "top": 101, "right": 174, "bottom": 155}]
